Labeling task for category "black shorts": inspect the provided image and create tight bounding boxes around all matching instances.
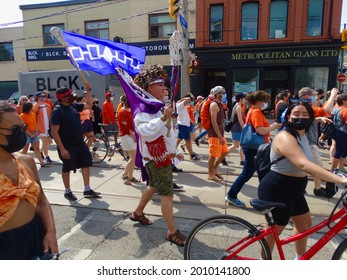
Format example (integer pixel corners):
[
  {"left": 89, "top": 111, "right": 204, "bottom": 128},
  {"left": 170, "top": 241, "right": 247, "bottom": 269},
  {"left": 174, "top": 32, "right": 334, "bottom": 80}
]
[
  {"left": 258, "top": 171, "right": 309, "bottom": 226},
  {"left": 0, "top": 214, "right": 44, "bottom": 260},
  {"left": 58, "top": 142, "right": 92, "bottom": 173}
]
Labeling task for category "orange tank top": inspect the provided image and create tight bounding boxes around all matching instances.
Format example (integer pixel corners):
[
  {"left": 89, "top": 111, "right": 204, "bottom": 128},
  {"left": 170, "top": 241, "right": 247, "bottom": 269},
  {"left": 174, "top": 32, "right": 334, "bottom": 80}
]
[{"left": 0, "top": 158, "right": 40, "bottom": 228}]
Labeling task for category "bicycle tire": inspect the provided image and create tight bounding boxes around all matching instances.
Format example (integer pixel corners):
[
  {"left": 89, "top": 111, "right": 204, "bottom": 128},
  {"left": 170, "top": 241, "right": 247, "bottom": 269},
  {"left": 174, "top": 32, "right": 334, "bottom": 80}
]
[
  {"left": 332, "top": 238, "right": 347, "bottom": 260},
  {"left": 86, "top": 136, "right": 109, "bottom": 163},
  {"left": 184, "top": 215, "right": 272, "bottom": 260}
]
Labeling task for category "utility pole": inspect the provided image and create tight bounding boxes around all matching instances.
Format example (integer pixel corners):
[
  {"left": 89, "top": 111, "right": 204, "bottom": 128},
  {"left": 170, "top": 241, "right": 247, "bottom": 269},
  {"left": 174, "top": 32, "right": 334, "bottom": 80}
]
[{"left": 180, "top": 0, "right": 190, "bottom": 96}]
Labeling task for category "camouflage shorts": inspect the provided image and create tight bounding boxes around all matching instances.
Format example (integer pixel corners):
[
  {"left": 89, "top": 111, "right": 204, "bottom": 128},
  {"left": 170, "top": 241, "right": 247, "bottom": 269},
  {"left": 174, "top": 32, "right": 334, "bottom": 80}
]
[{"left": 145, "top": 161, "right": 173, "bottom": 196}]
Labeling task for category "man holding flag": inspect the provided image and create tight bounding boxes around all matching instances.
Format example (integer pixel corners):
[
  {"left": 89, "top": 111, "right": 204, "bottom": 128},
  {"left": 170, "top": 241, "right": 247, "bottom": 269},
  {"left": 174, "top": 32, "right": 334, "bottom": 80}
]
[
  {"left": 50, "top": 28, "right": 185, "bottom": 245},
  {"left": 126, "top": 64, "right": 186, "bottom": 247}
]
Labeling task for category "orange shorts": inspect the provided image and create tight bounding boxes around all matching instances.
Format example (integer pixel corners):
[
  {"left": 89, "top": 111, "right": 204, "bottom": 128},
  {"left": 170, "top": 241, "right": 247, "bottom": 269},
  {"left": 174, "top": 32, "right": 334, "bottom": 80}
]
[{"left": 208, "top": 137, "right": 228, "bottom": 158}]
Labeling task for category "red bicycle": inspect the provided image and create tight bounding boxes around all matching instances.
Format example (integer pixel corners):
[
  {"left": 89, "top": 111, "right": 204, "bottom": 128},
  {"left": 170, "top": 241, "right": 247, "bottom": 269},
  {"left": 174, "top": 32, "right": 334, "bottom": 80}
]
[{"left": 184, "top": 173, "right": 347, "bottom": 260}]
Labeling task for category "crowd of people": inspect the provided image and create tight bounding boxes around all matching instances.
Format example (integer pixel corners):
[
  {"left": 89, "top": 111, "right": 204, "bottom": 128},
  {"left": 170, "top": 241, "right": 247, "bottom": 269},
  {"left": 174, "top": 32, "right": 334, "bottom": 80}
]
[{"left": 2, "top": 60, "right": 347, "bottom": 258}]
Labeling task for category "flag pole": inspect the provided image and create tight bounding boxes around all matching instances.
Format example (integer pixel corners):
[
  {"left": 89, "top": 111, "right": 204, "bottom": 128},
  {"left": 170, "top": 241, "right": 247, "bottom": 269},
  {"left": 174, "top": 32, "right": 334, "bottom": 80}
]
[{"left": 50, "top": 27, "right": 88, "bottom": 84}]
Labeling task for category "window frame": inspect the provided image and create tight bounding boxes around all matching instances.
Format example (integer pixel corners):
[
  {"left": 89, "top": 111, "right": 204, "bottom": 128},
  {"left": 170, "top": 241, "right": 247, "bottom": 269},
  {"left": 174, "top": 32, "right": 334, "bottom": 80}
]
[
  {"left": 0, "top": 42, "right": 14, "bottom": 62},
  {"left": 85, "top": 20, "right": 109, "bottom": 40},
  {"left": 148, "top": 13, "right": 176, "bottom": 39},
  {"left": 307, "top": 0, "right": 324, "bottom": 37},
  {"left": 268, "top": 0, "right": 288, "bottom": 39},
  {"left": 43, "top": 23, "right": 65, "bottom": 46},
  {"left": 241, "top": 2, "right": 259, "bottom": 41},
  {"left": 209, "top": 4, "right": 224, "bottom": 43}
]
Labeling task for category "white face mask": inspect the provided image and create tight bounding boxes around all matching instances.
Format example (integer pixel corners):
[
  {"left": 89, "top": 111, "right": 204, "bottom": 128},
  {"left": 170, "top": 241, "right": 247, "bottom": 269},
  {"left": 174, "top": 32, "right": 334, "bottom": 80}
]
[
  {"left": 109, "top": 97, "right": 114, "bottom": 102},
  {"left": 261, "top": 102, "right": 268, "bottom": 111},
  {"left": 162, "top": 95, "right": 169, "bottom": 103}
]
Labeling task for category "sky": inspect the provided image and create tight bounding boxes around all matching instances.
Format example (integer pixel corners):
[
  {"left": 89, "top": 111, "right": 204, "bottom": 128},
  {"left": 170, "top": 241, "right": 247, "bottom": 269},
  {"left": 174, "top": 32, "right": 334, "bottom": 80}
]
[{"left": 0, "top": 0, "right": 346, "bottom": 30}]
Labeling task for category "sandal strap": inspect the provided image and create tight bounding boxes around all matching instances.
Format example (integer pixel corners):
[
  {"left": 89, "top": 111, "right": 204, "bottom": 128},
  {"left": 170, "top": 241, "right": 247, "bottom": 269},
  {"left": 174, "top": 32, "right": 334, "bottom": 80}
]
[{"left": 167, "top": 229, "right": 186, "bottom": 246}]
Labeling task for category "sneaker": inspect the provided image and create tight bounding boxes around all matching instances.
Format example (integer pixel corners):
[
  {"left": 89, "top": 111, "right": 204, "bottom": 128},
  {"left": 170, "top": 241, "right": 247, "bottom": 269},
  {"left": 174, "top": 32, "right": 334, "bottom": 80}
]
[
  {"left": 221, "top": 158, "right": 229, "bottom": 166},
  {"left": 172, "top": 165, "right": 183, "bottom": 172},
  {"left": 194, "top": 138, "right": 200, "bottom": 147},
  {"left": 45, "top": 156, "right": 53, "bottom": 164},
  {"left": 225, "top": 196, "right": 246, "bottom": 208},
  {"left": 180, "top": 145, "right": 186, "bottom": 153},
  {"left": 190, "top": 153, "right": 201, "bottom": 160},
  {"left": 83, "top": 189, "right": 101, "bottom": 198},
  {"left": 64, "top": 192, "right": 77, "bottom": 201},
  {"left": 200, "top": 139, "right": 208, "bottom": 144},
  {"left": 314, "top": 187, "right": 327, "bottom": 197},
  {"left": 173, "top": 183, "right": 184, "bottom": 191}
]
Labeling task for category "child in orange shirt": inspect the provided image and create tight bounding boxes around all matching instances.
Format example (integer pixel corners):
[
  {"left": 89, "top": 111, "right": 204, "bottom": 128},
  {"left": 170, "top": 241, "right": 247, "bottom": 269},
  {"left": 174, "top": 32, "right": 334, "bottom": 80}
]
[{"left": 20, "top": 102, "right": 46, "bottom": 166}]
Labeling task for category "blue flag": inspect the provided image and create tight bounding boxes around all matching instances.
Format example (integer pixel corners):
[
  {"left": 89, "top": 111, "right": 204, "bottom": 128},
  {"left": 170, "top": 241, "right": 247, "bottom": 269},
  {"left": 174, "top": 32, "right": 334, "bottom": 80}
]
[{"left": 61, "top": 30, "right": 146, "bottom": 76}]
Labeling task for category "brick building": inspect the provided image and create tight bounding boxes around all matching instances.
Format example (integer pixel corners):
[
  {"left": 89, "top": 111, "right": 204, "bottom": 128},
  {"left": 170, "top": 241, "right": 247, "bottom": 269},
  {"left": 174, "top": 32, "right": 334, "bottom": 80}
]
[{"left": 192, "top": 0, "right": 344, "bottom": 108}]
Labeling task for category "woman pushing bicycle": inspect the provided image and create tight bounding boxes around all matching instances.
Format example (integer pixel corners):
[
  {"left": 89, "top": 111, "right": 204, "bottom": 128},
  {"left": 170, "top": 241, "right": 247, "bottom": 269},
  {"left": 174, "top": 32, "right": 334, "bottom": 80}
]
[{"left": 258, "top": 99, "right": 347, "bottom": 259}]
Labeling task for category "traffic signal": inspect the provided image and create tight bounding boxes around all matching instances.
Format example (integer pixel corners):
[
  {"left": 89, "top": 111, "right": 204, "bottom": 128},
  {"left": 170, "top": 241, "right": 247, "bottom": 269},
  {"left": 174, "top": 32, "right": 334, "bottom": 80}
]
[
  {"left": 169, "top": 0, "right": 179, "bottom": 20},
  {"left": 342, "top": 29, "right": 347, "bottom": 42},
  {"left": 192, "top": 59, "right": 199, "bottom": 74},
  {"left": 189, "top": 60, "right": 199, "bottom": 75}
]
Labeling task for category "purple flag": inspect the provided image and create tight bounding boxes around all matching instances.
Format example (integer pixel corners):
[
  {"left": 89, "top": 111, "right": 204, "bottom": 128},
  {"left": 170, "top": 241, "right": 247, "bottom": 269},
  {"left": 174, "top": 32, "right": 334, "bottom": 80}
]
[{"left": 116, "top": 68, "right": 165, "bottom": 180}]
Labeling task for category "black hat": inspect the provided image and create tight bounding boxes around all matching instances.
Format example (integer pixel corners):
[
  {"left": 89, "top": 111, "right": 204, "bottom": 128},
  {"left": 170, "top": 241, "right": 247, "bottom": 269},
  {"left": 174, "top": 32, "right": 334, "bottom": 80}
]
[{"left": 35, "top": 91, "right": 46, "bottom": 98}]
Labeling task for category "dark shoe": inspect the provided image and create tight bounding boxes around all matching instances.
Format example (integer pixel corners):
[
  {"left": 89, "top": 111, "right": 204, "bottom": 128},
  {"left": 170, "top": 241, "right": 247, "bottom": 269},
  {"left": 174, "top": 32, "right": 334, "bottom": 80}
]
[
  {"left": 83, "top": 189, "right": 101, "bottom": 198},
  {"left": 172, "top": 165, "right": 183, "bottom": 172},
  {"left": 180, "top": 145, "right": 186, "bottom": 153},
  {"left": 64, "top": 192, "right": 77, "bottom": 201},
  {"left": 194, "top": 138, "right": 200, "bottom": 147},
  {"left": 221, "top": 158, "right": 228, "bottom": 166},
  {"left": 166, "top": 229, "right": 186, "bottom": 246},
  {"left": 225, "top": 196, "right": 246, "bottom": 208},
  {"left": 129, "top": 212, "right": 152, "bottom": 225},
  {"left": 190, "top": 153, "right": 201, "bottom": 160},
  {"left": 45, "top": 156, "right": 53, "bottom": 164},
  {"left": 314, "top": 187, "right": 327, "bottom": 197},
  {"left": 173, "top": 183, "right": 184, "bottom": 191}
]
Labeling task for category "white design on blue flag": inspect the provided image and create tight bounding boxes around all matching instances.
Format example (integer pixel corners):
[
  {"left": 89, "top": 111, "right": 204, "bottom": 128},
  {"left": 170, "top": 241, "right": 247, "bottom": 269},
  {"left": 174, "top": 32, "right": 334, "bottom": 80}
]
[{"left": 62, "top": 30, "right": 146, "bottom": 76}]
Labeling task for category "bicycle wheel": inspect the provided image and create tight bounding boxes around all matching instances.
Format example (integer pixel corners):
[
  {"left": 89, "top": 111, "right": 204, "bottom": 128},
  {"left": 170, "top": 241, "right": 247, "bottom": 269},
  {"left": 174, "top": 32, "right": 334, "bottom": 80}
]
[
  {"left": 332, "top": 238, "right": 347, "bottom": 260},
  {"left": 86, "top": 136, "right": 108, "bottom": 163},
  {"left": 184, "top": 215, "right": 272, "bottom": 260}
]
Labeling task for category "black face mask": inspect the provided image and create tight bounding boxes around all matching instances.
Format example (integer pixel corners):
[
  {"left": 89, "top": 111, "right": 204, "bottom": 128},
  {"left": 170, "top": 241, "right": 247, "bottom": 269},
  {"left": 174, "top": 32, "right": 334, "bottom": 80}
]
[
  {"left": 288, "top": 118, "right": 312, "bottom": 130},
  {"left": 0, "top": 125, "right": 27, "bottom": 153}
]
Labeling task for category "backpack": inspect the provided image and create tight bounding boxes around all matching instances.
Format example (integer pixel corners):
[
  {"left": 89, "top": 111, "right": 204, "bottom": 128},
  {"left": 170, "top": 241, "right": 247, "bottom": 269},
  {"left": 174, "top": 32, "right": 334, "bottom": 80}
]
[
  {"left": 325, "top": 181, "right": 338, "bottom": 198},
  {"left": 200, "top": 98, "right": 212, "bottom": 130},
  {"left": 254, "top": 142, "right": 285, "bottom": 181}
]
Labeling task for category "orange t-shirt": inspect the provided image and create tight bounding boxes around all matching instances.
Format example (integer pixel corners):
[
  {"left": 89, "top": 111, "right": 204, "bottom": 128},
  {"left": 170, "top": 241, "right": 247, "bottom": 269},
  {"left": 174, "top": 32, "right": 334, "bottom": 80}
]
[
  {"left": 20, "top": 111, "right": 37, "bottom": 132},
  {"left": 246, "top": 107, "right": 270, "bottom": 143},
  {"left": 312, "top": 106, "right": 325, "bottom": 118},
  {"left": 0, "top": 158, "right": 40, "bottom": 228},
  {"left": 102, "top": 100, "right": 116, "bottom": 124},
  {"left": 117, "top": 108, "right": 134, "bottom": 136},
  {"left": 186, "top": 105, "right": 196, "bottom": 124}
]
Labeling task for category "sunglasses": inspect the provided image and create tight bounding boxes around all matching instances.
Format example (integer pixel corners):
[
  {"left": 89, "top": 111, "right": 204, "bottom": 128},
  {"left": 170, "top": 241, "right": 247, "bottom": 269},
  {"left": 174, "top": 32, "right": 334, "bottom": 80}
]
[{"left": 0, "top": 124, "right": 27, "bottom": 136}]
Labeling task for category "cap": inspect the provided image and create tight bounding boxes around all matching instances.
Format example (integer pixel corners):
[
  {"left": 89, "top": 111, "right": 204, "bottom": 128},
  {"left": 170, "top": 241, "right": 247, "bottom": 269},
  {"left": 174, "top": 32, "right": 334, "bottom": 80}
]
[
  {"left": 299, "top": 87, "right": 317, "bottom": 98},
  {"left": 196, "top": 95, "right": 204, "bottom": 100},
  {"left": 35, "top": 91, "right": 46, "bottom": 98},
  {"left": 211, "top": 86, "right": 225, "bottom": 96},
  {"left": 56, "top": 88, "right": 73, "bottom": 100},
  {"left": 105, "top": 91, "right": 114, "bottom": 99}
]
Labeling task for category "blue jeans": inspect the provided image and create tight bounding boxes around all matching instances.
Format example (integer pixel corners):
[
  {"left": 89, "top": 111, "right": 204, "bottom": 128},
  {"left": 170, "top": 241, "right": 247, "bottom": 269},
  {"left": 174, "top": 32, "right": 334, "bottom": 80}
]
[
  {"left": 196, "top": 130, "right": 208, "bottom": 140},
  {"left": 227, "top": 147, "right": 257, "bottom": 199}
]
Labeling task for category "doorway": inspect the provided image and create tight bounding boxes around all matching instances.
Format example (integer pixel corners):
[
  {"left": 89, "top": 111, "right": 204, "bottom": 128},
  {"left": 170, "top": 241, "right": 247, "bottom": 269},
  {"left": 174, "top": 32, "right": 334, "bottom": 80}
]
[{"left": 263, "top": 67, "right": 289, "bottom": 110}]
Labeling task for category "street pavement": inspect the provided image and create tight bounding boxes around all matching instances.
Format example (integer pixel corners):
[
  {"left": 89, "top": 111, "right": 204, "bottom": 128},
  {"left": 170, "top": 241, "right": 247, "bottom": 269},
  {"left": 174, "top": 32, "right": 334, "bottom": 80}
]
[{"left": 35, "top": 137, "right": 347, "bottom": 260}]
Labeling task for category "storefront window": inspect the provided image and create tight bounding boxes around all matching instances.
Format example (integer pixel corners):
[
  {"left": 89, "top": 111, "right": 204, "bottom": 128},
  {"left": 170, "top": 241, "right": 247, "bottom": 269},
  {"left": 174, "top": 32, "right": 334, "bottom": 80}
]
[
  {"left": 241, "top": 2, "right": 259, "bottom": 40},
  {"left": 210, "top": 5, "right": 224, "bottom": 42},
  {"left": 307, "top": 0, "right": 324, "bottom": 37},
  {"left": 269, "top": 0, "right": 288, "bottom": 39},
  {"left": 232, "top": 68, "right": 259, "bottom": 93},
  {"left": 295, "top": 67, "right": 328, "bottom": 91}
]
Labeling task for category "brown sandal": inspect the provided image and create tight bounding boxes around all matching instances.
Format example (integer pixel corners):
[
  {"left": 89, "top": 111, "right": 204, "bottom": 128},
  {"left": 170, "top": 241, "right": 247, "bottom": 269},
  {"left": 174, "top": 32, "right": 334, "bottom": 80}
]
[
  {"left": 166, "top": 229, "right": 186, "bottom": 246},
  {"left": 129, "top": 212, "right": 152, "bottom": 225},
  {"left": 129, "top": 177, "right": 141, "bottom": 183},
  {"left": 215, "top": 173, "right": 224, "bottom": 180}
]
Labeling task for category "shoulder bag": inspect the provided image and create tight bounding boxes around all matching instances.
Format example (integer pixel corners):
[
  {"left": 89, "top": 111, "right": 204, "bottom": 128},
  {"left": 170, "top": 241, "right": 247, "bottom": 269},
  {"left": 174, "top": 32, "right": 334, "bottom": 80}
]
[{"left": 240, "top": 108, "right": 265, "bottom": 149}]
